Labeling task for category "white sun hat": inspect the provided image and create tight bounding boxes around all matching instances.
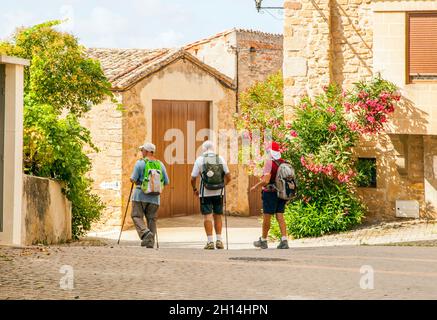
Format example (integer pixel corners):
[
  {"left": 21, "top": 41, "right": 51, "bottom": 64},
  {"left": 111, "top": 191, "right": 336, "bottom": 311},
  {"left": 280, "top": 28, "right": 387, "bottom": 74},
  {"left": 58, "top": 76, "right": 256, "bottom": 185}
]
[{"left": 266, "top": 141, "right": 281, "bottom": 160}]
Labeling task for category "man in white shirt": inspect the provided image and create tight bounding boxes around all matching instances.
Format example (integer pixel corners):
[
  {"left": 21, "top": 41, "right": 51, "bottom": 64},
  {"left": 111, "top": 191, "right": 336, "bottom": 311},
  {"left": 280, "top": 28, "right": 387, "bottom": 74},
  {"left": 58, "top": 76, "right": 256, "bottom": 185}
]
[{"left": 191, "top": 141, "right": 231, "bottom": 250}]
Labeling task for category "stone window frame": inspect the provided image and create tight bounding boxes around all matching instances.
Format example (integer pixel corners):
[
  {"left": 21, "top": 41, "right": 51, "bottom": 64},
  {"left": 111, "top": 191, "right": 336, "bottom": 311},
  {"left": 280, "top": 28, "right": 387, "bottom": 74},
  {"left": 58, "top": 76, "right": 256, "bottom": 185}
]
[{"left": 357, "top": 157, "right": 378, "bottom": 189}]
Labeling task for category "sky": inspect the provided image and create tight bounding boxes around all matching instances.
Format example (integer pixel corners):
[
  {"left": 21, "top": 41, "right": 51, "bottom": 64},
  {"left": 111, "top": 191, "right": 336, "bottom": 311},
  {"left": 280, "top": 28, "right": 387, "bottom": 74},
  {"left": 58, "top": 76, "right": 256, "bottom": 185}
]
[{"left": 1, "top": 0, "right": 284, "bottom": 49}]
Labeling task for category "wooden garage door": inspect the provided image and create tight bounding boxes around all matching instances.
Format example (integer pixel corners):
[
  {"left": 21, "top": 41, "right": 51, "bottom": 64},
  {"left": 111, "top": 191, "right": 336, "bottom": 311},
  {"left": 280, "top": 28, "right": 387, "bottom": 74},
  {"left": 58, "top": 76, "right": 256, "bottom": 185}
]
[{"left": 152, "top": 100, "right": 210, "bottom": 218}]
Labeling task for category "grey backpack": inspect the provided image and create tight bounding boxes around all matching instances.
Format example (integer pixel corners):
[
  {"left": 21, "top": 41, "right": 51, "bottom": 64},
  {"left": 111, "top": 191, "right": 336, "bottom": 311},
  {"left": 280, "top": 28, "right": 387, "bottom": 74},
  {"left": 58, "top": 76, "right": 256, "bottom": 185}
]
[
  {"left": 274, "top": 160, "right": 297, "bottom": 201},
  {"left": 201, "top": 154, "right": 225, "bottom": 190}
]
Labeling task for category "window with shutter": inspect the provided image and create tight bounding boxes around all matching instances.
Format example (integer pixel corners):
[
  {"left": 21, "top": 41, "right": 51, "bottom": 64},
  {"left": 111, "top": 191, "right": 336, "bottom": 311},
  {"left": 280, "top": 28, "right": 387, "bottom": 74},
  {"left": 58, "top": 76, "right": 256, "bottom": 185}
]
[{"left": 407, "top": 12, "right": 437, "bottom": 83}]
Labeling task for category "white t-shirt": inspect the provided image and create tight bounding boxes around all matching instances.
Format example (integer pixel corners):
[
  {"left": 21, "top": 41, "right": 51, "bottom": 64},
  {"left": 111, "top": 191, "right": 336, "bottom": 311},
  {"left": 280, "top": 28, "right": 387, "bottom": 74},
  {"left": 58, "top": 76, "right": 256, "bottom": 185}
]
[{"left": 191, "top": 152, "right": 230, "bottom": 197}]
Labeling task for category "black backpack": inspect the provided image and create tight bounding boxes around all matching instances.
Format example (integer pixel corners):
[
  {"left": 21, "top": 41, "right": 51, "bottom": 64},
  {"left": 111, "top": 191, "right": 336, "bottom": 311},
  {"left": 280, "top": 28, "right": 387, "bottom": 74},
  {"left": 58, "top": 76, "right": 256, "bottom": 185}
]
[{"left": 201, "top": 154, "right": 225, "bottom": 190}]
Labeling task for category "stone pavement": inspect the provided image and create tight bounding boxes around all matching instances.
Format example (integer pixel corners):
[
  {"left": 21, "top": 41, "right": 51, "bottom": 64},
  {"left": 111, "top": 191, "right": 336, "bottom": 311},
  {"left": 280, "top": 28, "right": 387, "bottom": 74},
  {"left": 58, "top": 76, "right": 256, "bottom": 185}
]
[
  {"left": 2, "top": 216, "right": 437, "bottom": 300},
  {"left": 87, "top": 216, "right": 263, "bottom": 249},
  {"left": 1, "top": 244, "right": 437, "bottom": 299},
  {"left": 87, "top": 215, "right": 437, "bottom": 249},
  {"left": 288, "top": 219, "right": 437, "bottom": 247}
]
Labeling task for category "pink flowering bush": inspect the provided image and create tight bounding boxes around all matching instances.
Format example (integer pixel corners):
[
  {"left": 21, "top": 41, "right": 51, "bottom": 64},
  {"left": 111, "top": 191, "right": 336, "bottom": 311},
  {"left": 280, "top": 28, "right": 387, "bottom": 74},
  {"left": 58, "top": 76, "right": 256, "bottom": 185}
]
[
  {"left": 345, "top": 77, "right": 399, "bottom": 134},
  {"left": 235, "top": 74, "right": 400, "bottom": 238},
  {"left": 234, "top": 72, "right": 289, "bottom": 175}
]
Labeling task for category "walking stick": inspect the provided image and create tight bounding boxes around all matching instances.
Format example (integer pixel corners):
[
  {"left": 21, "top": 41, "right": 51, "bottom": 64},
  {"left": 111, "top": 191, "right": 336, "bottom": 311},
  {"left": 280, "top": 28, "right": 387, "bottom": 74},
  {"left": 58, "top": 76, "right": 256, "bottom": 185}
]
[
  {"left": 224, "top": 187, "right": 229, "bottom": 250},
  {"left": 118, "top": 183, "right": 134, "bottom": 245},
  {"left": 155, "top": 220, "right": 160, "bottom": 250}
]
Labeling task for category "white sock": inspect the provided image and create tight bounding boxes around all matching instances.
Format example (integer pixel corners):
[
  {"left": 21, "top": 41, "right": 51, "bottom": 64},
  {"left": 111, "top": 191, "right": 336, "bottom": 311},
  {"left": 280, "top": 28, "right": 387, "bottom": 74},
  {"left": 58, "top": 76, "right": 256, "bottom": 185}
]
[
  {"left": 281, "top": 236, "right": 288, "bottom": 241},
  {"left": 207, "top": 236, "right": 214, "bottom": 243},
  {"left": 216, "top": 235, "right": 222, "bottom": 241},
  {"left": 261, "top": 237, "right": 267, "bottom": 241}
]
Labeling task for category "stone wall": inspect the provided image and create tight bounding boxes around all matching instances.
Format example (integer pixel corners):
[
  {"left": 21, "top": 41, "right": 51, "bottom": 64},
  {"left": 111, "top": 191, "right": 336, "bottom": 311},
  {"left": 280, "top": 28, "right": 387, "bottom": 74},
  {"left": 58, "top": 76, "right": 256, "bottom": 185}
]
[
  {"left": 331, "top": 0, "right": 373, "bottom": 87},
  {"left": 284, "top": 0, "right": 437, "bottom": 133},
  {"left": 283, "top": 0, "right": 437, "bottom": 221},
  {"left": 283, "top": 0, "right": 331, "bottom": 115},
  {"left": 373, "top": 2, "right": 437, "bottom": 135},
  {"left": 236, "top": 30, "right": 283, "bottom": 92},
  {"left": 81, "top": 97, "right": 123, "bottom": 230},
  {"left": 355, "top": 134, "right": 428, "bottom": 222},
  {"left": 283, "top": 0, "right": 372, "bottom": 116},
  {"left": 22, "top": 175, "right": 72, "bottom": 245},
  {"left": 424, "top": 136, "right": 437, "bottom": 218},
  {"left": 186, "top": 31, "right": 237, "bottom": 80}
]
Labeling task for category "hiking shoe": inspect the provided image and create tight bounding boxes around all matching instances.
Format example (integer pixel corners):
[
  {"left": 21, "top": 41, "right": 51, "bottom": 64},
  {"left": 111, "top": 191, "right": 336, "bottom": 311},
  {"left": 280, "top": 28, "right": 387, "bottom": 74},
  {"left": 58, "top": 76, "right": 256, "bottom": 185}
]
[
  {"left": 216, "top": 240, "right": 224, "bottom": 250},
  {"left": 204, "top": 242, "right": 215, "bottom": 250},
  {"left": 141, "top": 231, "right": 154, "bottom": 247},
  {"left": 277, "top": 240, "right": 289, "bottom": 249},
  {"left": 253, "top": 237, "right": 268, "bottom": 249},
  {"left": 146, "top": 239, "right": 155, "bottom": 249}
]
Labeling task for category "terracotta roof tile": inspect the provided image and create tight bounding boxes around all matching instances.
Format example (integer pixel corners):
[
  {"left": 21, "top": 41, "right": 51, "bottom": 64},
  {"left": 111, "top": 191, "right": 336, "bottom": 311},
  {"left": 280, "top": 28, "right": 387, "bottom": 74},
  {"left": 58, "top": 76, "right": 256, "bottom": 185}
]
[
  {"left": 86, "top": 48, "right": 170, "bottom": 89},
  {"left": 86, "top": 48, "right": 235, "bottom": 91}
]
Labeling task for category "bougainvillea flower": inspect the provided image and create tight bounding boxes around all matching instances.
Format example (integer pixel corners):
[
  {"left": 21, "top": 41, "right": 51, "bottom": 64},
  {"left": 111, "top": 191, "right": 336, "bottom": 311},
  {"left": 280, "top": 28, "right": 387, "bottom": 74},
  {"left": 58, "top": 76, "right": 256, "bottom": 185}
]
[{"left": 328, "top": 123, "right": 338, "bottom": 132}]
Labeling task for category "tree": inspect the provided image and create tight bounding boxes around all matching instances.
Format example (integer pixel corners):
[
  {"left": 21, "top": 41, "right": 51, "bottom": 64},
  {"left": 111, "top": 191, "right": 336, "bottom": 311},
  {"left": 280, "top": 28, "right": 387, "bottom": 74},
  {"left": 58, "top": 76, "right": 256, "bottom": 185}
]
[
  {"left": 0, "top": 21, "right": 113, "bottom": 238},
  {"left": 0, "top": 20, "right": 112, "bottom": 116}
]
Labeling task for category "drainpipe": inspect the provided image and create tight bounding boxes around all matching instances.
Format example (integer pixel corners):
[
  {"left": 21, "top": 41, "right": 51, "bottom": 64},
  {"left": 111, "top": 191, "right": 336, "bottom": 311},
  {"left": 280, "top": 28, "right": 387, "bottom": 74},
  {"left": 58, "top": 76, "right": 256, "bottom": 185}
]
[{"left": 231, "top": 45, "right": 240, "bottom": 113}]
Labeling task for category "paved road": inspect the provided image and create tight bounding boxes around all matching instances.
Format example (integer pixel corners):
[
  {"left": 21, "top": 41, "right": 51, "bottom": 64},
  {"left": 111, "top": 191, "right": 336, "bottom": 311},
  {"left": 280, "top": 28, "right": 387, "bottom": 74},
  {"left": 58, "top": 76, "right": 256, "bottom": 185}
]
[
  {"left": 89, "top": 215, "right": 437, "bottom": 249},
  {"left": 1, "top": 244, "right": 437, "bottom": 299}
]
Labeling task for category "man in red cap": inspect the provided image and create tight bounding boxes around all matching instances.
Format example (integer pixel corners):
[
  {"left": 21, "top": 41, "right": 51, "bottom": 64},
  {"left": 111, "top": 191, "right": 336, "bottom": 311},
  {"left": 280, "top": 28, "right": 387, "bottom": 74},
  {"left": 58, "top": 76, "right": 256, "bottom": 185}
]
[{"left": 250, "top": 141, "right": 289, "bottom": 249}]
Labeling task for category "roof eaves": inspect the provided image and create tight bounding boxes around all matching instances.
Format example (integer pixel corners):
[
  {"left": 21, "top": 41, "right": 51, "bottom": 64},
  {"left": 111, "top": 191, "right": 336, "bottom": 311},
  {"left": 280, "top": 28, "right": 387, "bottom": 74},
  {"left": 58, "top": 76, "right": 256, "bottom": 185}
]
[
  {"left": 184, "top": 28, "right": 236, "bottom": 50},
  {"left": 116, "top": 50, "right": 236, "bottom": 92},
  {"left": 109, "top": 48, "right": 171, "bottom": 85}
]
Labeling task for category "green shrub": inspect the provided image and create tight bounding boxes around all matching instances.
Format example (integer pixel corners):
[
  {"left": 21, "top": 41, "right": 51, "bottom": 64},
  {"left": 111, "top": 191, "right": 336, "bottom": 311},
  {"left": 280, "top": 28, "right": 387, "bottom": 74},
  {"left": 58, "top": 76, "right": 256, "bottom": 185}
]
[
  {"left": 270, "top": 185, "right": 365, "bottom": 238},
  {"left": 24, "top": 104, "right": 105, "bottom": 238}
]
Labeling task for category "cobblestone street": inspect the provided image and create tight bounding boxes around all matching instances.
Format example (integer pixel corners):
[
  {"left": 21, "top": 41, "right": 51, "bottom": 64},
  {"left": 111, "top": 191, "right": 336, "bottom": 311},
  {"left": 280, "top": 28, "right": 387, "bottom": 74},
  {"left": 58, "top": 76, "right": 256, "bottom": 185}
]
[{"left": 1, "top": 243, "right": 437, "bottom": 300}]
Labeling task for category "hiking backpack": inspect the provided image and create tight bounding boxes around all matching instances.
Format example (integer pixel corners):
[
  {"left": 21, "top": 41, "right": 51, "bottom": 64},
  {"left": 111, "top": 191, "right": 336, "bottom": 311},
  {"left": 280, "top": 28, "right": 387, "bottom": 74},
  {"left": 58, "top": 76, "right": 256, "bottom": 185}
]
[
  {"left": 141, "top": 159, "right": 164, "bottom": 195},
  {"left": 274, "top": 160, "right": 297, "bottom": 201},
  {"left": 201, "top": 154, "right": 225, "bottom": 191}
]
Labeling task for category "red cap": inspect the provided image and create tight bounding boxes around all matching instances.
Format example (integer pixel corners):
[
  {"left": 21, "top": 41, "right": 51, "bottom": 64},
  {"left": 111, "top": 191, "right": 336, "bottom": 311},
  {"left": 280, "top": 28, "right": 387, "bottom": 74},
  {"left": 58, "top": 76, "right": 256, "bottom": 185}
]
[{"left": 266, "top": 141, "right": 280, "bottom": 152}]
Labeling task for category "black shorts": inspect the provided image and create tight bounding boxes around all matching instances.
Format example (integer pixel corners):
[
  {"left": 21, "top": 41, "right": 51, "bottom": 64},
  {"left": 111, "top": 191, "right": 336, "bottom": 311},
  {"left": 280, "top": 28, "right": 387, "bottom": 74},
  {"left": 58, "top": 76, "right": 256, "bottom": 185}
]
[
  {"left": 200, "top": 196, "right": 223, "bottom": 215},
  {"left": 262, "top": 191, "right": 287, "bottom": 214}
]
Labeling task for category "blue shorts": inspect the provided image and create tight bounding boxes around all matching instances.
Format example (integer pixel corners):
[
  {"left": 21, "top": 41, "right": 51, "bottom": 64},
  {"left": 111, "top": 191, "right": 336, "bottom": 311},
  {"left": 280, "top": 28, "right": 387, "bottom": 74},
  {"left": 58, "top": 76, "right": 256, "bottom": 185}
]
[{"left": 262, "top": 191, "right": 287, "bottom": 214}]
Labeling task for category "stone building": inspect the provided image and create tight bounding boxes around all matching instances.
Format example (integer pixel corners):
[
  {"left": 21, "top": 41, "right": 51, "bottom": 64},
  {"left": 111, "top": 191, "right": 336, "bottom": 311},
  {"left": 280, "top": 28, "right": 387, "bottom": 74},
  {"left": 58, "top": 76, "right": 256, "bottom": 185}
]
[
  {"left": 283, "top": 0, "right": 437, "bottom": 221},
  {"left": 84, "top": 29, "right": 282, "bottom": 228},
  {"left": 185, "top": 28, "right": 283, "bottom": 93}
]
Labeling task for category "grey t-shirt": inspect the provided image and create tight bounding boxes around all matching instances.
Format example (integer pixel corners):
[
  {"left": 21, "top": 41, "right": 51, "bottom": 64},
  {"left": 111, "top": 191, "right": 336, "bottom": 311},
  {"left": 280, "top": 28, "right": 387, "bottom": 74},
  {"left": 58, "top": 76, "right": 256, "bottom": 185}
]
[{"left": 130, "top": 159, "right": 169, "bottom": 205}]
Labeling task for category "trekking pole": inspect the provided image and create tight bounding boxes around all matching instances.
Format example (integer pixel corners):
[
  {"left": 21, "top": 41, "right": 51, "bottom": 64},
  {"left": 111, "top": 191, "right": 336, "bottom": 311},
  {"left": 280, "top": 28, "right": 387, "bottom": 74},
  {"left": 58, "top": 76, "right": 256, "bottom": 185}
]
[
  {"left": 224, "top": 187, "right": 229, "bottom": 250},
  {"left": 155, "top": 220, "right": 160, "bottom": 250},
  {"left": 117, "top": 183, "right": 134, "bottom": 245}
]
